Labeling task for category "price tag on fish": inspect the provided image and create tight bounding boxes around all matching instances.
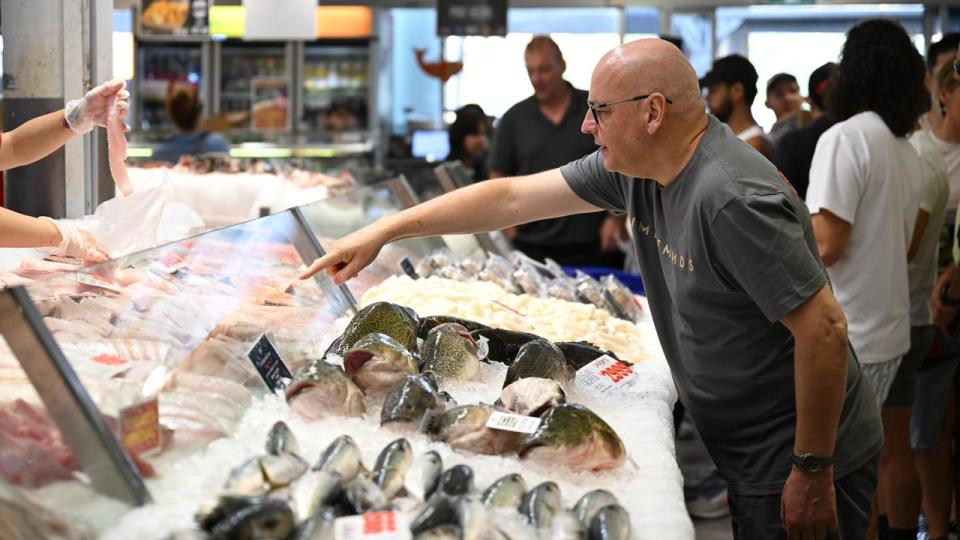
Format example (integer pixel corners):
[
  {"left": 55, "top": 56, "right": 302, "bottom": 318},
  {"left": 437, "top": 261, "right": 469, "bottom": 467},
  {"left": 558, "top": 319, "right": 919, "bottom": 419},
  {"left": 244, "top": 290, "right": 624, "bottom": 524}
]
[
  {"left": 398, "top": 257, "right": 420, "bottom": 280},
  {"left": 486, "top": 411, "right": 542, "bottom": 434},
  {"left": 576, "top": 355, "right": 638, "bottom": 395},
  {"left": 247, "top": 333, "right": 293, "bottom": 394},
  {"left": 119, "top": 398, "right": 161, "bottom": 457},
  {"left": 335, "top": 510, "right": 411, "bottom": 540},
  {"left": 76, "top": 273, "right": 124, "bottom": 294}
]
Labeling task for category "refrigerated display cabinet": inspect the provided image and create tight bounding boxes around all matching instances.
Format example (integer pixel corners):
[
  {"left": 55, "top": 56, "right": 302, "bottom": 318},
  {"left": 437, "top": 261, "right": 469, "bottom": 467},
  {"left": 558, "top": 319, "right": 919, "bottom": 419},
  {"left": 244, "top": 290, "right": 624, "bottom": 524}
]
[
  {"left": 0, "top": 208, "right": 357, "bottom": 529},
  {"left": 301, "top": 42, "right": 371, "bottom": 136},
  {"left": 218, "top": 41, "right": 292, "bottom": 132},
  {"left": 0, "top": 184, "right": 467, "bottom": 530}
]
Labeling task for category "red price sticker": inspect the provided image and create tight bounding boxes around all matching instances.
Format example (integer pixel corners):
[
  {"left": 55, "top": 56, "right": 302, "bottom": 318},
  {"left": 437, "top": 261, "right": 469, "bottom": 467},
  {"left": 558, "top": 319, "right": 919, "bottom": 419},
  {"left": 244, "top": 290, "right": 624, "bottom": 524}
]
[
  {"left": 335, "top": 511, "right": 410, "bottom": 540},
  {"left": 598, "top": 360, "right": 634, "bottom": 384},
  {"left": 363, "top": 512, "right": 398, "bottom": 534},
  {"left": 576, "top": 355, "right": 638, "bottom": 394},
  {"left": 119, "top": 398, "right": 161, "bottom": 457}
]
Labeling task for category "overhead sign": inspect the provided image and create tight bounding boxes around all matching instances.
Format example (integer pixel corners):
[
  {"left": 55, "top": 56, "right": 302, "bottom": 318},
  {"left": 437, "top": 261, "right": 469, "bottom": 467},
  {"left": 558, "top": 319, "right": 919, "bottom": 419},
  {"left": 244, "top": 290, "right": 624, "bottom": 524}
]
[
  {"left": 438, "top": 0, "right": 507, "bottom": 37},
  {"left": 243, "top": 0, "right": 314, "bottom": 41},
  {"left": 139, "top": 0, "right": 210, "bottom": 39}
]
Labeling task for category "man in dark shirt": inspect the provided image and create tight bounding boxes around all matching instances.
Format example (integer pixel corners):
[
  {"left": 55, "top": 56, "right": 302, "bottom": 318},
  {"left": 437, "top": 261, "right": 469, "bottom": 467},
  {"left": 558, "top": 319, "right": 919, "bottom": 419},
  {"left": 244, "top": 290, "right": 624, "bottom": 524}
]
[
  {"left": 489, "top": 36, "right": 622, "bottom": 268},
  {"left": 774, "top": 63, "right": 837, "bottom": 199}
]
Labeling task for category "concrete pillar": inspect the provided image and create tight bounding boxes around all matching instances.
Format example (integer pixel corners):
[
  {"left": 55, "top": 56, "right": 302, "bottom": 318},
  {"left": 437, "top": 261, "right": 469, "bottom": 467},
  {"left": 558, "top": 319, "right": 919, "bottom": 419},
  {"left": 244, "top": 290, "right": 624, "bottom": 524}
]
[{"left": 2, "top": 0, "right": 113, "bottom": 218}]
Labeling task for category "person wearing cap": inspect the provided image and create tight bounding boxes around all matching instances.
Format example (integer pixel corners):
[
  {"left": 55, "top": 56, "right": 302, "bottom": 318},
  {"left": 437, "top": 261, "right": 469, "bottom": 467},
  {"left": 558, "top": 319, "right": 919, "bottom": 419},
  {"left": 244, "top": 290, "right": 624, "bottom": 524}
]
[
  {"left": 0, "top": 79, "right": 127, "bottom": 263},
  {"left": 774, "top": 63, "right": 837, "bottom": 199},
  {"left": 701, "top": 54, "right": 776, "bottom": 161},
  {"left": 765, "top": 73, "right": 805, "bottom": 142},
  {"left": 806, "top": 19, "right": 927, "bottom": 539},
  {"left": 489, "top": 36, "right": 623, "bottom": 269}
]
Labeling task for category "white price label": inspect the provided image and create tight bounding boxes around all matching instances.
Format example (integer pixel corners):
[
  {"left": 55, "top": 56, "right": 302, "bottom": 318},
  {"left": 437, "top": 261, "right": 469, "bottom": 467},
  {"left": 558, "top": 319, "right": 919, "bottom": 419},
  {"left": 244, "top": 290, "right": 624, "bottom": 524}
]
[
  {"left": 486, "top": 411, "right": 542, "bottom": 434},
  {"left": 76, "top": 273, "right": 124, "bottom": 294},
  {"left": 334, "top": 511, "right": 411, "bottom": 540},
  {"left": 575, "top": 355, "right": 638, "bottom": 394}
]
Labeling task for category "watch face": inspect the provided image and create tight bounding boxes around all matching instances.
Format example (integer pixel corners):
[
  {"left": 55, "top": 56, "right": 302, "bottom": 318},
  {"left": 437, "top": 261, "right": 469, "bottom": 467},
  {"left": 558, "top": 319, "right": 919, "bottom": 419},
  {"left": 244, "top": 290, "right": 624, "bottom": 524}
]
[{"left": 801, "top": 455, "right": 821, "bottom": 471}]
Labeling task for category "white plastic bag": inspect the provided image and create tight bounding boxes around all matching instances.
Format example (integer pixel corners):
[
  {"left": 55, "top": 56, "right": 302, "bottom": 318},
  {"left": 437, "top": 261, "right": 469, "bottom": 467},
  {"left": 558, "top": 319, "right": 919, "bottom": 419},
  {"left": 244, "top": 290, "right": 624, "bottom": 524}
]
[{"left": 90, "top": 175, "right": 204, "bottom": 257}]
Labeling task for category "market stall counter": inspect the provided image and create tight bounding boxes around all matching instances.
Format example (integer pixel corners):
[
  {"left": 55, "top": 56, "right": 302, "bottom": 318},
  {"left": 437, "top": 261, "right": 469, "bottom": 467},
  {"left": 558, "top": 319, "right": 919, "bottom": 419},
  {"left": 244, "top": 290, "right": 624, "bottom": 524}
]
[{"left": 0, "top": 204, "right": 692, "bottom": 539}]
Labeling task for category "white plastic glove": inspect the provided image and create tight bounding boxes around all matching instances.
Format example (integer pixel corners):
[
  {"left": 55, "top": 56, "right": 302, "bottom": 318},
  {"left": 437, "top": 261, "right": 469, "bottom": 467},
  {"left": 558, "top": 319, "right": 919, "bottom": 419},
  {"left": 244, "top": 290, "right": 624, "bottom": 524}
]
[
  {"left": 38, "top": 217, "right": 109, "bottom": 263},
  {"left": 64, "top": 79, "right": 130, "bottom": 134}
]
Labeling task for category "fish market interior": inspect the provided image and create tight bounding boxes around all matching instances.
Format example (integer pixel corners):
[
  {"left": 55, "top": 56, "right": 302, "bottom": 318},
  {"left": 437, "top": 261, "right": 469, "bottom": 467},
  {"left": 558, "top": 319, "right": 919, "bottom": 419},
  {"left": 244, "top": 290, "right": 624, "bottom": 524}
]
[{"left": 1, "top": 1, "right": 959, "bottom": 540}]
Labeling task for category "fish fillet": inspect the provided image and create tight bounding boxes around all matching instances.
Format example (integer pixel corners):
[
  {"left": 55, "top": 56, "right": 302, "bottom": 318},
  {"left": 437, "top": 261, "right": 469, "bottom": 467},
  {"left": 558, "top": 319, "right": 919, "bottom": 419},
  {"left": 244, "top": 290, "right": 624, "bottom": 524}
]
[{"left": 107, "top": 93, "right": 133, "bottom": 197}]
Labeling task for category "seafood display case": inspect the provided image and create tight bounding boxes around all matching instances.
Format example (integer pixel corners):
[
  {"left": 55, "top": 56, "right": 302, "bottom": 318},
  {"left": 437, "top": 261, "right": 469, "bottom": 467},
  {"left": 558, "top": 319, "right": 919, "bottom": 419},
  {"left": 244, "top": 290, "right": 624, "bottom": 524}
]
[
  {"left": 0, "top": 208, "right": 357, "bottom": 532},
  {"left": 0, "top": 183, "right": 693, "bottom": 538}
]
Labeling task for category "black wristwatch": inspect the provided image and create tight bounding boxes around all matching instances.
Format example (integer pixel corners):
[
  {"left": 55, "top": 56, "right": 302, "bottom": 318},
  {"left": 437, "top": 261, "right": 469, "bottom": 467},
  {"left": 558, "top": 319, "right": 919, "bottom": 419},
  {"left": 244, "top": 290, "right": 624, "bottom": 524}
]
[
  {"left": 941, "top": 283, "right": 960, "bottom": 307},
  {"left": 793, "top": 453, "right": 833, "bottom": 473}
]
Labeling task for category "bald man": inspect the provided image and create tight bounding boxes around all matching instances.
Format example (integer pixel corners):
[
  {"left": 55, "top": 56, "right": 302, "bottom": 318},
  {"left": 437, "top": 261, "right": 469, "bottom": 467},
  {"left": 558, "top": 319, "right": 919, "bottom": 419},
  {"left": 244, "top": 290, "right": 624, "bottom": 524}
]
[{"left": 301, "top": 40, "right": 881, "bottom": 539}]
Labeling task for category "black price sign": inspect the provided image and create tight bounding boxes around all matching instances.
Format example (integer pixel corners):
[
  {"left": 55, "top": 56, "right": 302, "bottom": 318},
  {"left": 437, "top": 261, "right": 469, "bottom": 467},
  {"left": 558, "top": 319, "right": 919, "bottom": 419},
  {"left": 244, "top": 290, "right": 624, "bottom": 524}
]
[
  {"left": 437, "top": 0, "right": 507, "bottom": 37},
  {"left": 399, "top": 257, "right": 420, "bottom": 280},
  {"left": 248, "top": 334, "right": 292, "bottom": 393},
  {"left": 140, "top": 0, "right": 210, "bottom": 38}
]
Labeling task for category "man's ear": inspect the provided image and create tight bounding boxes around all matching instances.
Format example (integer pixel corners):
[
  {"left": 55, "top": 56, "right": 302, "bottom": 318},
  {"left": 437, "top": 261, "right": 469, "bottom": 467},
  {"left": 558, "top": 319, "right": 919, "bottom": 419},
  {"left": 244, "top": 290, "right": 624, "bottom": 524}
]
[
  {"left": 646, "top": 94, "right": 668, "bottom": 134},
  {"left": 731, "top": 82, "right": 745, "bottom": 101}
]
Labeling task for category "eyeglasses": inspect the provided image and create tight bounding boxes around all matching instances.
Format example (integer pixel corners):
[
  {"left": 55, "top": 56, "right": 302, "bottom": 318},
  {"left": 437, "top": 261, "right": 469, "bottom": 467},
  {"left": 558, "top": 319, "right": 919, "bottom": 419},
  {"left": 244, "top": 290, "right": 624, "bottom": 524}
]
[
  {"left": 587, "top": 94, "right": 674, "bottom": 125},
  {"left": 954, "top": 58, "right": 960, "bottom": 77}
]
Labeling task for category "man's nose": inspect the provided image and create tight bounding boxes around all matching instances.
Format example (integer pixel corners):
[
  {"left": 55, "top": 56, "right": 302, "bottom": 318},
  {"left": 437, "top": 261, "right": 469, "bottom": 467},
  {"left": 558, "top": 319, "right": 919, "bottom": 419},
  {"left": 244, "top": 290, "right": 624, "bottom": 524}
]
[{"left": 581, "top": 109, "right": 596, "bottom": 134}]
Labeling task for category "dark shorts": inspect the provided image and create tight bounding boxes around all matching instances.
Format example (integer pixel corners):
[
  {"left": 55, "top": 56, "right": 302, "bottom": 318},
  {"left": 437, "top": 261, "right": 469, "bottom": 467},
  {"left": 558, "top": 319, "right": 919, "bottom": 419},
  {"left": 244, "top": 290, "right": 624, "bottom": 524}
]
[
  {"left": 912, "top": 327, "right": 960, "bottom": 450},
  {"left": 884, "top": 325, "right": 932, "bottom": 407},
  {"left": 728, "top": 452, "right": 879, "bottom": 540}
]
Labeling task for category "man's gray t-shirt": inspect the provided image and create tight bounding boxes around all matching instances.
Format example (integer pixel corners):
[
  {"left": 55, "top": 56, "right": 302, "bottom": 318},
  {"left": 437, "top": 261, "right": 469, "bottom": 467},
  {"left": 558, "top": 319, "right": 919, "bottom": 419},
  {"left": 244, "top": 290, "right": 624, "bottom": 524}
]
[{"left": 561, "top": 115, "right": 882, "bottom": 495}]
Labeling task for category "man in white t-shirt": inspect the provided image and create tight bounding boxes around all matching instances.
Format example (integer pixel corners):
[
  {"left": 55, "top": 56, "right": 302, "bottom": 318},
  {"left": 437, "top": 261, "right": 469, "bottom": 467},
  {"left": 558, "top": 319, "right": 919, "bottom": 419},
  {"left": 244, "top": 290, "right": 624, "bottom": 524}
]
[{"left": 806, "top": 18, "right": 928, "bottom": 539}]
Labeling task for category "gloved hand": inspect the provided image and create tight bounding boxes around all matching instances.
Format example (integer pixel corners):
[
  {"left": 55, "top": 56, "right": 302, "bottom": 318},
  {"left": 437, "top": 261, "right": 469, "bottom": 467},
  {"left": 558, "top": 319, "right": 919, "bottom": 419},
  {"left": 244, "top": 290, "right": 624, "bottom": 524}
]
[
  {"left": 64, "top": 79, "right": 130, "bottom": 134},
  {"left": 38, "top": 217, "right": 110, "bottom": 263}
]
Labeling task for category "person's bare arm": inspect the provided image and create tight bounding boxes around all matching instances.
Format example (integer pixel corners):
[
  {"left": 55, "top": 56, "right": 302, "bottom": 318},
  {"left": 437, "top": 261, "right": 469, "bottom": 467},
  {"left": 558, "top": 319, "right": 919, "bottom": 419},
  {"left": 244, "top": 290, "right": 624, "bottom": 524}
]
[
  {"left": 0, "top": 79, "right": 129, "bottom": 170},
  {"left": 779, "top": 284, "right": 848, "bottom": 538},
  {"left": 301, "top": 169, "right": 600, "bottom": 283},
  {"left": 0, "top": 110, "right": 75, "bottom": 170},
  {"left": 487, "top": 171, "right": 518, "bottom": 238},
  {"left": 810, "top": 210, "right": 852, "bottom": 267},
  {"left": 0, "top": 207, "right": 62, "bottom": 248},
  {"left": 907, "top": 210, "right": 929, "bottom": 262}
]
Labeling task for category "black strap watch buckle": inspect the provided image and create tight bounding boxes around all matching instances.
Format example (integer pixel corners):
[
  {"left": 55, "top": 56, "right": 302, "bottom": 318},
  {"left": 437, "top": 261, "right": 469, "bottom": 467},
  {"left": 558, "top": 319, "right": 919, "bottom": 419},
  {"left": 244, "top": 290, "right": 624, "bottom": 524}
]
[{"left": 793, "top": 453, "right": 833, "bottom": 473}]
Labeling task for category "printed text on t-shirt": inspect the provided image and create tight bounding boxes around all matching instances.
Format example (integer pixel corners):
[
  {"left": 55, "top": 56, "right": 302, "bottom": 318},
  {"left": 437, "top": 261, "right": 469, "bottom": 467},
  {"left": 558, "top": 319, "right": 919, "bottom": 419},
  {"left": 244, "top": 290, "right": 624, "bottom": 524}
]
[{"left": 632, "top": 218, "right": 695, "bottom": 272}]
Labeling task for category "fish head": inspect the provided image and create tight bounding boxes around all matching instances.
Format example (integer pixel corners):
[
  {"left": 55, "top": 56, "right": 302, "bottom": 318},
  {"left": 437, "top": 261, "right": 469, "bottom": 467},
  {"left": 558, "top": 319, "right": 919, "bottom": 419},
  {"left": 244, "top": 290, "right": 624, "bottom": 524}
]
[
  {"left": 381, "top": 375, "right": 444, "bottom": 426},
  {"left": 500, "top": 377, "right": 566, "bottom": 417},
  {"left": 286, "top": 362, "right": 366, "bottom": 419},
  {"left": 341, "top": 302, "right": 420, "bottom": 353},
  {"left": 504, "top": 340, "right": 570, "bottom": 388},
  {"left": 344, "top": 333, "right": 418, "bottom": 390},
  {"left": 519, "top": 405, "right": 625, "bottom": 472}
]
